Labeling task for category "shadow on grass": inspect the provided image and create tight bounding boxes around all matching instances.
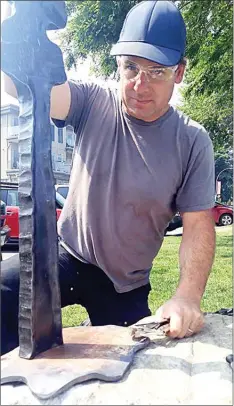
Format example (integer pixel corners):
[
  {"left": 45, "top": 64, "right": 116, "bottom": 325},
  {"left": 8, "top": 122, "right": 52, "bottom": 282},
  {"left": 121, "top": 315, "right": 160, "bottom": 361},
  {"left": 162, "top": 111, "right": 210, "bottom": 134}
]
[{"left": 218, "top": 253, "right": 232, "bottom": 258}]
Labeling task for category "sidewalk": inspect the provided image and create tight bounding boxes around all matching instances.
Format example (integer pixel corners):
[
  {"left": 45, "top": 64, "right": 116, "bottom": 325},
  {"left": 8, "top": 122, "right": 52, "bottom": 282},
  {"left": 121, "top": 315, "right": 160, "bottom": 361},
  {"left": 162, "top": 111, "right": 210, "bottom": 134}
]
[{"left": 2, "top": 252, "right": 18, "bottom": 261}]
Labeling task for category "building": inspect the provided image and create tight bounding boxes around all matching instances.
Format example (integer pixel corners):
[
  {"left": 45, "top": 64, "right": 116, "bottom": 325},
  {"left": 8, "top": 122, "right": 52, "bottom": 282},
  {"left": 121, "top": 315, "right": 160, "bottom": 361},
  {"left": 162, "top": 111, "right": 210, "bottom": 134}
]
[{"left": 1, "top": 104, "right": 75, "bottom": 183}]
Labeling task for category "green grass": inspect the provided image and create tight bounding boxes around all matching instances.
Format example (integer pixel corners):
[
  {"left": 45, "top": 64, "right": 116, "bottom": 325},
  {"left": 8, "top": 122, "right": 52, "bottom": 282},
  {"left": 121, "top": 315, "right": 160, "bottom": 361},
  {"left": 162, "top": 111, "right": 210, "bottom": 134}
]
[{"left": 62, "top": 225, "right": 233, "bottom": 327}]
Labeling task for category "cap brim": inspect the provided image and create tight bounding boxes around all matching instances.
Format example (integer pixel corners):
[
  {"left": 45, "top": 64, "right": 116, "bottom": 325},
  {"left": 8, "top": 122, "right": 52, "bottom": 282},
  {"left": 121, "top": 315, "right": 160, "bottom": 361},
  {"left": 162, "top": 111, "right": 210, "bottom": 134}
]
[{"left": 110, "top": 41, "right": 181, "bottom": 67}]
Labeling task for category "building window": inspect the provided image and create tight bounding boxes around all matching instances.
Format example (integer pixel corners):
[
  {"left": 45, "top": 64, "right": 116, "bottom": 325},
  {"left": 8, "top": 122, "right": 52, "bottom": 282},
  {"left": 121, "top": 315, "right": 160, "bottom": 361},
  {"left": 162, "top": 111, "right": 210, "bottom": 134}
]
[
  {"left": 66, "top": 133, "right": 75, "bottom": 148},
  {"left": 7, "top": 190, "right": 19, "bottom": 206},
  {"left": 11, "top": 143, "right": 19, "bottom": 169},
  {"left": 51, "top": 124, "right": 55, "bottom": 142},
  {"left": 58, "top": 128, "right": 63, "bottom": 144},
  {"left": 12, "top": 116, "right": 19, "bottom": 126}
]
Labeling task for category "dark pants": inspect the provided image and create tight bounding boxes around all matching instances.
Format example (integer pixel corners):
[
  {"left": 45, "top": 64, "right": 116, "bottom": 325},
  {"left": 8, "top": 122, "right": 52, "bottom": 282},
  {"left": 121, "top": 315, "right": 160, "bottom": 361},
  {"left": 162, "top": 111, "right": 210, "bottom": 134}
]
[{"left": 1, "top": 245, "right": 151, "bottom": 355}]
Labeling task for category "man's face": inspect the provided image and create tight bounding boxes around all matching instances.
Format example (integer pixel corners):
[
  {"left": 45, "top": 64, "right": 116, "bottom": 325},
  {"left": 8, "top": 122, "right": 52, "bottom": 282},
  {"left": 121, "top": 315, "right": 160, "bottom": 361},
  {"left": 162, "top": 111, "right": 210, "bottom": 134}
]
[{"left": 118, "top": 55, "right": 185, "bottom": 122}]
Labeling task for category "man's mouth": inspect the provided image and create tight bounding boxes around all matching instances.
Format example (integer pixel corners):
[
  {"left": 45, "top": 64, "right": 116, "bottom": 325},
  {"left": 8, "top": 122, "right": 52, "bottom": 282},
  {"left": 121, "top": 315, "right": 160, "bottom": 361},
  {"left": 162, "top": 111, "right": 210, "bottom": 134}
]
[{"left": 134, "top": 99, "right": 152, "bottom": 105}]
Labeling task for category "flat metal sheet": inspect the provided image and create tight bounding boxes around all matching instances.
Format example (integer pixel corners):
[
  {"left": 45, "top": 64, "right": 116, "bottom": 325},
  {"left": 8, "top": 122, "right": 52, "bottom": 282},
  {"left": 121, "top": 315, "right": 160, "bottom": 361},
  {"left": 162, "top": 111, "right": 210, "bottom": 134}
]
[{"left": 1, "top": 325, "right": 149, "bottom": 400}]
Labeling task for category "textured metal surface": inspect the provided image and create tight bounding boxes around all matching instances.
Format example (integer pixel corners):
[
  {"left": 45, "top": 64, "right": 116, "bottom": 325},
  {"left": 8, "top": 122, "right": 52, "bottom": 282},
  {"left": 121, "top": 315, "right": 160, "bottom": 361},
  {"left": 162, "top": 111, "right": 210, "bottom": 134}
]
[
  {"left": 1, "top": 1, "right": 67, "bottom": 359},
  {"left": 131, "top": 319, "right": 170, "bottom": 341},
  {"left": 1, "top": 326, "right": 150, "bottom": 400}
]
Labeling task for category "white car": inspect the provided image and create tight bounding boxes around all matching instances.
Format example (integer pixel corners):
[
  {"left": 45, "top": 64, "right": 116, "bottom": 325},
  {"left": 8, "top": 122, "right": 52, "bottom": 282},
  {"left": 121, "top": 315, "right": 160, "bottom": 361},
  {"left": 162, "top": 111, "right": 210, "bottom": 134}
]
[{"left": 55, "top": 184, "right": 69, "bottom": 200}]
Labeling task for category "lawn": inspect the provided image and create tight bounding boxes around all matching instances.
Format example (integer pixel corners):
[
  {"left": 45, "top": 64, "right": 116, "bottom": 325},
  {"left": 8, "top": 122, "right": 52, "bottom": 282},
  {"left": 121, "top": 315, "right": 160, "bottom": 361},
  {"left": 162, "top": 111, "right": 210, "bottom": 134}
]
[{"left": 62, "top": 225, "right": 233, "bottom": 327}]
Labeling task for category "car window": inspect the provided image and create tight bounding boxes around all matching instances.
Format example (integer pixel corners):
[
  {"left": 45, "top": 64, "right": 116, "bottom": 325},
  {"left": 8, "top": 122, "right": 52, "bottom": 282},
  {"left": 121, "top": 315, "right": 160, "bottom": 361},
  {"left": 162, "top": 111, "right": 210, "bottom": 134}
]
[
  {"left": 7, "top": 190, "right": 19, "bottom": 206},
  {"left": 56, "top": 186, "right": 68, "bottom": 199},
  {"left": 1, "top": 186, "right": 65, "bottom": 208},
  {"left": 0, "top": 189, "right": 8, "bottom": 205}
]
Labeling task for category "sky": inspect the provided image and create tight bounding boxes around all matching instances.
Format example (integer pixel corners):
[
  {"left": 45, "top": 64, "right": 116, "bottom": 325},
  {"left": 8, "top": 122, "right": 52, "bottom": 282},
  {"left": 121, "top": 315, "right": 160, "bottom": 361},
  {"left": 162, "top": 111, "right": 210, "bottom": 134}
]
[{"left": 1, "top": 1, "right": 183, "bottom": 107}]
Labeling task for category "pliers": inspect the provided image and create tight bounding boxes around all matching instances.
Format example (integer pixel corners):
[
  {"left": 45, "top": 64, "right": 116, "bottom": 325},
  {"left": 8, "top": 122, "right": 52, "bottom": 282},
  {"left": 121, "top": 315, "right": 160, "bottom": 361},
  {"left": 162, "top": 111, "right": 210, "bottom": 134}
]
[{"left": 131, "top": 318, "right": 170, "bottom": 341}]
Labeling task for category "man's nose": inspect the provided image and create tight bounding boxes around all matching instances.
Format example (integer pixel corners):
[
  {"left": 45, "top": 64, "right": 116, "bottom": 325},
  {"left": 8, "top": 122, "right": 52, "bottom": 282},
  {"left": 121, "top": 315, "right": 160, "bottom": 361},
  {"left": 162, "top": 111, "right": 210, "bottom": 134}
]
[{"left": 133, "top": 70, "right": 149, "bottom": 91}]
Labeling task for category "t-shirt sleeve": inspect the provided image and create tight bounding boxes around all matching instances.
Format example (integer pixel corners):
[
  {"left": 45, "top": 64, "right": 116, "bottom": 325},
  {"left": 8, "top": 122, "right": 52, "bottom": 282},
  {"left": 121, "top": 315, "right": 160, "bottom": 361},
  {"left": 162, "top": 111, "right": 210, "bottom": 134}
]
[
  {"left": 176, "top": 137, "right": 215, "bottom": 212},
  {"left": 52, "top": 80, "right": 95, "bottom": 133}
]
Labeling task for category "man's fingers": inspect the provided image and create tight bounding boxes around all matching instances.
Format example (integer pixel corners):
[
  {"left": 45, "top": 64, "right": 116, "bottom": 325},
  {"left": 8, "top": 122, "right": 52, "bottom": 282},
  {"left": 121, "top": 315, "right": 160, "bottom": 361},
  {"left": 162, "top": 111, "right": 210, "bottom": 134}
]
[
  {"left": 185, "top": 314, "right": 205, "bottom": 337},
  {"left": 155, "top": 306, "right": 170, "bottom": 322},
  {"left": 155, "top": 306, "right": 163, "bottom": 319},
  {"left": 155, "top": 298, "right": 205, "bottom": 339},
  {"left": 156, "top": 304, "right": 187, "bottom": 338},
  {"left": 167, "top": 312, "right": 183, "bottom": 338}
]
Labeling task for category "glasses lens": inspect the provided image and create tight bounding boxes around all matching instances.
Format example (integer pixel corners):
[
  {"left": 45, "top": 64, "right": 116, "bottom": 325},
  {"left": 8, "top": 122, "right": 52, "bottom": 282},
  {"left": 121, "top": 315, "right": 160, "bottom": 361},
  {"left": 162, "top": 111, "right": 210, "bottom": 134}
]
[
  {"left": 149, "top": 67, "right": 174, "bottom": 81},
  {"left": 122, "top": 62, "right": 139, "bottom": 80},
  {"left": 121, "top": 61, "right": 177, "bottom": 82}
]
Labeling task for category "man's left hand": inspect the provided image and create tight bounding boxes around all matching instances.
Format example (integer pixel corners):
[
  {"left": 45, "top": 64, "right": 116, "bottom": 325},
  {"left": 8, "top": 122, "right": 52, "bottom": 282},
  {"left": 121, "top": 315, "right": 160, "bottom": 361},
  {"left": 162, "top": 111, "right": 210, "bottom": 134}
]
[
  {"left": 135, "top": 295, "right": 204, "bottom": 339},
  {"left": 155, "top": 295, "right": 204, "bottom": 338}
]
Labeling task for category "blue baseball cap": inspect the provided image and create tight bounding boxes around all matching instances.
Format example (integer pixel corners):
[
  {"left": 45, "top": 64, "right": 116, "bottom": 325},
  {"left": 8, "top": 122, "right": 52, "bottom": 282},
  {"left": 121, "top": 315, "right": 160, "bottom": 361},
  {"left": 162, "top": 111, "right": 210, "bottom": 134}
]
[{"left": 110, "top": 0, "right": 186, "bottom": 66}]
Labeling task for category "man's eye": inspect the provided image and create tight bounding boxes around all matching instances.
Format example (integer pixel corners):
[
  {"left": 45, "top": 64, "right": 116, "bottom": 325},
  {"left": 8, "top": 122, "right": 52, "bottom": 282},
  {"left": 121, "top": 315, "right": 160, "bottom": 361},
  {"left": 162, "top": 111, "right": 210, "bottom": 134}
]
[
  {"left": 125, "top": 64, "right": 138, "bottom": 71},
  {"left": 150, "top": 69, "right": 164, "bottom": 76}
]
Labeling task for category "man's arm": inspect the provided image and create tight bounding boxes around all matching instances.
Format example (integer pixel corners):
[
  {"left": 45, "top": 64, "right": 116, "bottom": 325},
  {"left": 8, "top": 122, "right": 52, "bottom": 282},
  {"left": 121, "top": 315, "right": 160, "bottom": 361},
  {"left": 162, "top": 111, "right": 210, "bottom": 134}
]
[
  {"left": 177, "top": 210, "right": 215, "bottom": 301},
  {"left": 138, "top": 209, "right": 216, "bottom": 338},
  {"left": 157, "top": 209, "right": 216, "bottom": 338},
  {"left": 4, "top": 73, "right": 71, "bottom": 120}
]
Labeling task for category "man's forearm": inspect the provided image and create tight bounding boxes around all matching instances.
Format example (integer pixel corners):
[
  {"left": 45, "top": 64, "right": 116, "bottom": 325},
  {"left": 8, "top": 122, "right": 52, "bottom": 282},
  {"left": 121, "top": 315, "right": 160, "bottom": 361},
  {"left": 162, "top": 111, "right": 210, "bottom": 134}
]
[{"left": 176, "top": 216, "right": 216, "bottom": 302}]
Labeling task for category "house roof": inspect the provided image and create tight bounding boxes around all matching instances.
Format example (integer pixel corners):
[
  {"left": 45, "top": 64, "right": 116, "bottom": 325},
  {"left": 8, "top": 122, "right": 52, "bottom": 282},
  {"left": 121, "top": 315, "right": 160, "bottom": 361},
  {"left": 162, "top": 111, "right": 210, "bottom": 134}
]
[{"left": 1, "top": 104, "right": 19, "bottom": 115}]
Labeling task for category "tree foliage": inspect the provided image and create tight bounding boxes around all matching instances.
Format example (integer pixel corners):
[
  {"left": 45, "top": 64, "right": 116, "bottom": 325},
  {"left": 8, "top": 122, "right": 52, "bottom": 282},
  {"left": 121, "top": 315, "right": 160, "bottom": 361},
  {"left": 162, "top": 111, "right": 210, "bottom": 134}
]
[
  {"left": 61, "top": 0, "right": 233, "bottom": 151},
  {"left": 214, "top": 149, "right": 233, "bottom": 203},
  {"left": 179, "top": 0, "right": 233, "bottom": 152},
  {"left": 62, "top": 0, "right": 141, "bottom": 77}
]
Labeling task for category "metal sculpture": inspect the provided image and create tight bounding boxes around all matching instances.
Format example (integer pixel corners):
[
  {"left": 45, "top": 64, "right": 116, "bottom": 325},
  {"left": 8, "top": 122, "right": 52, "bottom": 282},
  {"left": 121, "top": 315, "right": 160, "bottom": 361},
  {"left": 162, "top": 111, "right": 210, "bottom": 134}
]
[
  {"left": 1, "top": 0, "right": 67, "bottom": 359},
  {"left": 1, "top": 2, "right": 151, "bottom": 399}
]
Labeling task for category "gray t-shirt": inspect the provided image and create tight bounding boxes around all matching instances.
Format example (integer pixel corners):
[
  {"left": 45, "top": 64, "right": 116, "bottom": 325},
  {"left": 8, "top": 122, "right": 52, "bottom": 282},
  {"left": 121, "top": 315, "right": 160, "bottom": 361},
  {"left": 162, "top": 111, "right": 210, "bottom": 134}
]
[{"left": 53, "top": 80, "right": 215, "bottom": 293}]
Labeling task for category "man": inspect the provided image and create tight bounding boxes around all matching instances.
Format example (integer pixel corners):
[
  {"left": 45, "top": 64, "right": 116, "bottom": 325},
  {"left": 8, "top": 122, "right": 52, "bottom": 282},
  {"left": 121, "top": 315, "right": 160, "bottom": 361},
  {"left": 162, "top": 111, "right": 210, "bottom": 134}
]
[{"left": 1, "top": 0, "right": 215, "bottom": 355}]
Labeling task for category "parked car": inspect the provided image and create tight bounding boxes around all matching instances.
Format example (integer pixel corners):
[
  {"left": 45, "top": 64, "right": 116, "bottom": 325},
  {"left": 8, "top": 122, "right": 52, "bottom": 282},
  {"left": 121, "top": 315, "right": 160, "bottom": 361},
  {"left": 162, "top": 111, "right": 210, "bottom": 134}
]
[
  {"left": 166, "top": 201, "right": 233, "bottom": 234},
  {"left": 0, "top": 182, "right": 65, "bottom": 245},
  {"left": 55, "top": 184, "right": 69, "bottom": 200},
  {"left": 165, "top": 212, "right": 182, "bottom": 233},
  {"left": 0, "top": 200, "right": 11, "bottom": 259},
  {"left": 211, "top": 202, "right": 233, "bottom": 226}
]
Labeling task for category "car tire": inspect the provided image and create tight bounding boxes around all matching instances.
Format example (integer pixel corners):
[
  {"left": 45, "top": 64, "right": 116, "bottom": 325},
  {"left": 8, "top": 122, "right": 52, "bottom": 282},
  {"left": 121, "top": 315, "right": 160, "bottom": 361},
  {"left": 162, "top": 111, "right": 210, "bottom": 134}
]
[{"left": 219, "top": 214, "right": 233, "bottom": 226}]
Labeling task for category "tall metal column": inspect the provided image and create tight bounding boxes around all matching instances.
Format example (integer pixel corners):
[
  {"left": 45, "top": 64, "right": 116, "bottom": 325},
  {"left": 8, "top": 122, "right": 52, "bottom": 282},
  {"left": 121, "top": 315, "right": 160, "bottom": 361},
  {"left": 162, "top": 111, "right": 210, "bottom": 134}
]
[{"left": 1, "top": 1, "right": 67, "bottom": 359}]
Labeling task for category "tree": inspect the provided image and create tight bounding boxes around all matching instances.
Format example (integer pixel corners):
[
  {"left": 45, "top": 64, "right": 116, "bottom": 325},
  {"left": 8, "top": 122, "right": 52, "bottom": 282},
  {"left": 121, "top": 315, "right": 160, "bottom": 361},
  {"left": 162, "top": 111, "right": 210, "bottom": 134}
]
[
  {"left": 61, "top": 0, "right": 233, "bottom": 151},
  {"left": 214, "top": 149, "right": 233, "bottom": 203},
  {"left": 62, "top": 0, "right": 140, "bottom": 77},
  {"left": 178, "top": 0, "right": 233, "bottom": 152}
]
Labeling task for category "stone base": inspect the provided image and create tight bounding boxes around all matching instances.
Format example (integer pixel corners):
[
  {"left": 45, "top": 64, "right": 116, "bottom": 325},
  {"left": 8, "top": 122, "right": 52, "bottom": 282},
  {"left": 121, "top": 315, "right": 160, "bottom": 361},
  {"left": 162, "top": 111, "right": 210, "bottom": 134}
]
[
  {"left": 1, "top": 325, "right": 149, "bottom": 399},
  {"left": 1, "top": 314, "right": 232, "bottom": 405}
]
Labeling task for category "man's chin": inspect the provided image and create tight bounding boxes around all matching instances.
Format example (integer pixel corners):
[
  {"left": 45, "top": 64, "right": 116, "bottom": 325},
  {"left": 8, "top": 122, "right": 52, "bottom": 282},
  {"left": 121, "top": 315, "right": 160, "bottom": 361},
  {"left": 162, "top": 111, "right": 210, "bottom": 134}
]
[
  {"left": 122, "top": 100, "right": 156, "bottom": 121},
  {"left": 127, "top": 106, "right": 153, "bottom": 121}
]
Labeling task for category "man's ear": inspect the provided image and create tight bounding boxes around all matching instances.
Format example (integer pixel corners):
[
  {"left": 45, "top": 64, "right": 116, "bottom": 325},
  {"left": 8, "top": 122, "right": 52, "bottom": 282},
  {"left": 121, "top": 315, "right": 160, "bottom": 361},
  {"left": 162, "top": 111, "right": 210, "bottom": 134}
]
[{"left": 175, "top": 64, "right": 185, "bottom": 84}]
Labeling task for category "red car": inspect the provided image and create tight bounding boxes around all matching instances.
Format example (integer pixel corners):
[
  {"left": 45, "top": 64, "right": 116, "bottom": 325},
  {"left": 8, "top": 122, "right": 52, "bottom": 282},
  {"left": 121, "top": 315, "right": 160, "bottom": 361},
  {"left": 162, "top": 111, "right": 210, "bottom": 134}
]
[
  {"left": 0, "top": 200, "right": 11, "bottom": 255},
  {"left": 166, "top": 201, "right": 233, "bottom": 234},
  {"left": 211, "top": 202, "right": 233, "bottom": 226},
  {"left": 0, "top": 182, "right": 65, "bottom": 245}
]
